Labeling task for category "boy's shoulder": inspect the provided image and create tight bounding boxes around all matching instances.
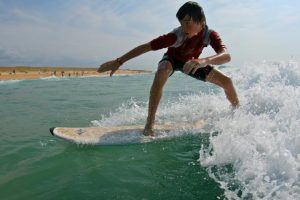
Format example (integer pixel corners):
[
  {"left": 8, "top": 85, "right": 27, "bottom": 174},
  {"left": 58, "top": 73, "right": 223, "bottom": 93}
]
[{"left": 169, "top": 27, "right": 188, "bottom": 48}]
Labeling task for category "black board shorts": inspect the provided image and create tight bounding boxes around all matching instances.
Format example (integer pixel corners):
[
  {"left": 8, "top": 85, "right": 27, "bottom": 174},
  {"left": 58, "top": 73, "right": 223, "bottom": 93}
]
[{"left": 159, "top": 54, "right": 214, "bottom": 82}]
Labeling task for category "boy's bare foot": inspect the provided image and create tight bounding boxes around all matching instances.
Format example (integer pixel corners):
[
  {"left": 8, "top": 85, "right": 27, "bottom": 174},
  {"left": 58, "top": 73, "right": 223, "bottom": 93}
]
[
  {"left": 143, "top": 123, "right": 154, "bottom": 136},
  {"left": 232, "top": 103, "right": 240, "bottom": 110}
]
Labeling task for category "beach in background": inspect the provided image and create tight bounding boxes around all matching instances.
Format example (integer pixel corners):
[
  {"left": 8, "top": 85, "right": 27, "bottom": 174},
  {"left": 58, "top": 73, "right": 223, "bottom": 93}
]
[{"left": 0, "top": 66, "right": 151, "bottom": 81}]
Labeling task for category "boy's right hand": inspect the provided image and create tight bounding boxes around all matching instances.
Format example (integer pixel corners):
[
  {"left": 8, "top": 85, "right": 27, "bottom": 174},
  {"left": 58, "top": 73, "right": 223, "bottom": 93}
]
[{"left": 97, "top": 59, "right": 121, "bottom": 76}]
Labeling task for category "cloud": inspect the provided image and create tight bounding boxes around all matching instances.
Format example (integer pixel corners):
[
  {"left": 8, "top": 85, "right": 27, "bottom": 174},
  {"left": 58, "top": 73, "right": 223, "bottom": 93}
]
[
  {"left": 0, "top": 0, "right": 183, "bottom": 68},
  {"left": 0, "top": 47, "right": 28, "bottom": 66},
  {"left": 10, "top": 8, "right": 44, "bottom": 23},
  {"left": 0, "top": 1, "right": 299, "bottom": 69},
  {"left": 0, "top": 47, "right": 18, "bottom": 62},
  {"left": 200, "top": 1, "right": 300, "bottom": 66}
]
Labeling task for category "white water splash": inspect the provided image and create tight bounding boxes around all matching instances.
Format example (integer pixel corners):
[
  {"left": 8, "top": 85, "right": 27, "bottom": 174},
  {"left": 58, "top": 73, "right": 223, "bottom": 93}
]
[
  {"left": 91, "top": 98, "right": 149, "bottom": 127},
  {"left": 199, "top": 60, "right": 300, "bottom": 200}
]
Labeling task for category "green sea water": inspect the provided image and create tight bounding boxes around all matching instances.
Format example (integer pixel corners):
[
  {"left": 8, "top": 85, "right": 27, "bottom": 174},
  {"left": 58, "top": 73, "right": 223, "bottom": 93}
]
[{"left": 0, "top": 74, "right": 225, "bottom": 200}]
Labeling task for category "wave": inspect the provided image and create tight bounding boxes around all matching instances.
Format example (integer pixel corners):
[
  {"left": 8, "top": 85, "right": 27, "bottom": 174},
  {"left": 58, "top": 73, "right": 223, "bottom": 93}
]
[
  {"left": 92, "top": 60, "right": 300, "bottom": 199},
  {"left": 0, "top": 80, "right": 23, "bottom": 85},
  {"left": 199, "top": 60, "right": 300, "bottom": 200}
]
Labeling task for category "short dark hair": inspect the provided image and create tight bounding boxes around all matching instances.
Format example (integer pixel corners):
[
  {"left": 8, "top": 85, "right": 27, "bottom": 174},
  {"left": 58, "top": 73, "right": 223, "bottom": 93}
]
[{"left": 176, "top": 1, "right": 206, "bottom": 23}]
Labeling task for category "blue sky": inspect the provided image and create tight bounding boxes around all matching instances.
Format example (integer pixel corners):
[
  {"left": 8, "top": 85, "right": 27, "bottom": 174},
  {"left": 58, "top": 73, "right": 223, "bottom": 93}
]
[{"left": 0, "top": 0, "right": 299, "bottom": 70}]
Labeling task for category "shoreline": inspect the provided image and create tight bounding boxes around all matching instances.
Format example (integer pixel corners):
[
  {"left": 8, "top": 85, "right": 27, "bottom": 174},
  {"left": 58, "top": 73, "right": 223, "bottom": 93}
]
[{"left": 0, "top": 66, "right": 151, "bottom": 81}]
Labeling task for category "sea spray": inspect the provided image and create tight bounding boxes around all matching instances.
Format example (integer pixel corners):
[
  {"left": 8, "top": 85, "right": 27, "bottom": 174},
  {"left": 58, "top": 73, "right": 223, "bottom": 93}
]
[{"left": 91, "top": 98, "right": 148, "bottom": 127}]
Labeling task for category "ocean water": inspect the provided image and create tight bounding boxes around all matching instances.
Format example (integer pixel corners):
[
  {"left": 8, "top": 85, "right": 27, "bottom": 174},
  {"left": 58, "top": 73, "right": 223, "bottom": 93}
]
[{"left": 0, "top": 60, "right": 299, "bottom": 200}]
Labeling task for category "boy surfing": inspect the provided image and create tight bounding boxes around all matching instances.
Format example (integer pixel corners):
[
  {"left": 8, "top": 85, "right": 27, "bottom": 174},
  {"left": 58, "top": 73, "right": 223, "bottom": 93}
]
[{"left": 98, "top": 1, "right": 240, "bottom": 136}]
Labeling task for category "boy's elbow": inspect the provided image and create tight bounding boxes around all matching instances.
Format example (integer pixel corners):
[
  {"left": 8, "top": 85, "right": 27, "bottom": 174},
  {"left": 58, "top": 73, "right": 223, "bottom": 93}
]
[
  {"left": 222, "top": 51, "right": 231, "bottom": 63},
  {"left": 226, "top": 53, "right": 231, "bottom": 62},
  {"left": 218, "top": 49, "right": 231, "bottom": 63}
]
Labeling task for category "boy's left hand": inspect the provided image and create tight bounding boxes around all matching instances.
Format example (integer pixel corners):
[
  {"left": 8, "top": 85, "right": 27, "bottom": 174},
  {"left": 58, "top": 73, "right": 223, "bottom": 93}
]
[
  {"left": 183, "top": 58, "right": 208, "bottom": 74},
  {"left": 97, "top": 59, "right": 121, "bottom": 76}
]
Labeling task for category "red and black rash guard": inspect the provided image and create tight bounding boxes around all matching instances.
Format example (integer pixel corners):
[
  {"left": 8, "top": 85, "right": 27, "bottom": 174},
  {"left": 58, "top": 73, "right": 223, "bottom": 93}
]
[{"left": 150, "top": 27, "right": 226, "bottom": 62}]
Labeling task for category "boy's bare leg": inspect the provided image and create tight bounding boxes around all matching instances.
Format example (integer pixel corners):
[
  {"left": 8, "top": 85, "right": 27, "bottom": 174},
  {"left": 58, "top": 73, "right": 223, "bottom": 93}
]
[
  {"left": 206, "top": 68, "right": 240, "bottom": 107},
  {"left": 143, "top": 61, "right": 173, "bottom": 136}
]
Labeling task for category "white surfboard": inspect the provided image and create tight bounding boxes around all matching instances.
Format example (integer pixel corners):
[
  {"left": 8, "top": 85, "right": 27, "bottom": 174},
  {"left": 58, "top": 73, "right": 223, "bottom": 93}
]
[{"left": 50, "top": 121, "right": 204, "bottom": 145}]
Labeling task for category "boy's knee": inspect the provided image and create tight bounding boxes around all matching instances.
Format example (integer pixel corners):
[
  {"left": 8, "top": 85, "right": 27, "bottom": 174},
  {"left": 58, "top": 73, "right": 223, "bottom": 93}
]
[
  {"left": 157, "top": 61, "right": 173, "bottom": 75},
  {"left": 222, "top": 76, "right": 233, "bottom": 89}
]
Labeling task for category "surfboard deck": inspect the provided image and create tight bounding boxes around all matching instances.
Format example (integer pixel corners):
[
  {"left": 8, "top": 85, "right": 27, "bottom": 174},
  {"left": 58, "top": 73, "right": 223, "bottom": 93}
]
[{"left": 50, "top": 120, "right": 204, "bottom": 145}]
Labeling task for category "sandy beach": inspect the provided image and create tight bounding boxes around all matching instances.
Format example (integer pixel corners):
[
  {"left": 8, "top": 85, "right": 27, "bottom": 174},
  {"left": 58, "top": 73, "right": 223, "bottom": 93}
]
[{"left": 0, "top": 66, "right": 151, "bottom": 81}]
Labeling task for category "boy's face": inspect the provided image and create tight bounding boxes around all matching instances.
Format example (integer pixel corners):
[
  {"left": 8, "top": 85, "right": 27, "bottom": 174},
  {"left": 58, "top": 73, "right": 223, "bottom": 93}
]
[{"left": 180, "top": 15, "right": 204, "bottom": 38}]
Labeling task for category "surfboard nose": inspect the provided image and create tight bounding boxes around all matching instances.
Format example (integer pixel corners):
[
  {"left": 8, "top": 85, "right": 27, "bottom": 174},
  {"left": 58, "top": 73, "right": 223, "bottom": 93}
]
[{"left": 49, "top": 127, "right": 56, "bottom": 135}]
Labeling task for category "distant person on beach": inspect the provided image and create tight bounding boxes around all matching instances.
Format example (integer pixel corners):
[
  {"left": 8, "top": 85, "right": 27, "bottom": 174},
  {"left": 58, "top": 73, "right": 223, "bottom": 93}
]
[{"left": 98, "top": 1, "right": 240, "bottom": 136}]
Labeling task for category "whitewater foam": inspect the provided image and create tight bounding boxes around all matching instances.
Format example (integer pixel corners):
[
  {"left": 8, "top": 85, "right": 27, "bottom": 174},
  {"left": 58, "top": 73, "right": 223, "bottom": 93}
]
[
  {"left": 0, "top": 80, "right": 22, "bottom": 85},
  {"left": 199, "top": 60, "right": 300, "bottom": 200}
]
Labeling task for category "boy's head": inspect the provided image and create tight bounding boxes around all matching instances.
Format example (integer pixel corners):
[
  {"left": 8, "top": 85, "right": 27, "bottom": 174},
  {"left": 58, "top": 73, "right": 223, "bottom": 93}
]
[
  {"left": 177, "top": 2, "right": 206, "bottom": 38},
  {"left": 176, "top": 1, "right": 206, "bottom": 24}
]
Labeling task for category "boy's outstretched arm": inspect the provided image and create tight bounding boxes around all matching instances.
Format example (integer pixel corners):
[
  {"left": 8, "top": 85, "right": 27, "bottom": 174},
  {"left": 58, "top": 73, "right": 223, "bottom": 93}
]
[{"left": 97, "top": 42, "right": 152, "bottom": 76}]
